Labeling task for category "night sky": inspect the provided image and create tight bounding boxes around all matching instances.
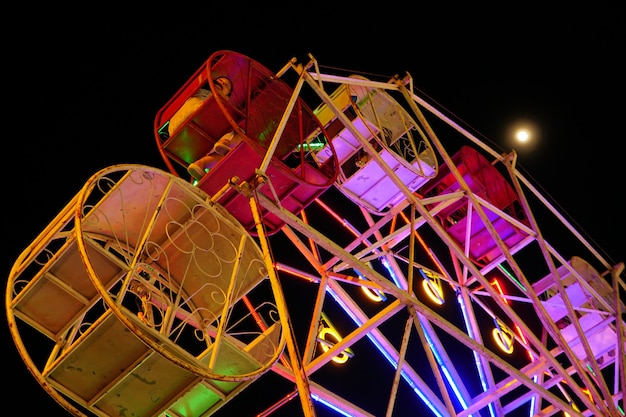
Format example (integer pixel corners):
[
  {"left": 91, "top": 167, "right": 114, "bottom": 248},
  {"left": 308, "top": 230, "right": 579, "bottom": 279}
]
[{"left": 4, "top": 5, "right": 624, "bottom": 416}]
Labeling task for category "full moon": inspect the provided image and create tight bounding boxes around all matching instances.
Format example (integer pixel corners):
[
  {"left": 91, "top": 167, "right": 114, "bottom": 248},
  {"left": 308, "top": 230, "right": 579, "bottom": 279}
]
[
  {"left": 506, "top": 119, "right": 539, "bottom": 151},
  {"left": 516, "top": 129, "right": 530, "bottom": 142}
]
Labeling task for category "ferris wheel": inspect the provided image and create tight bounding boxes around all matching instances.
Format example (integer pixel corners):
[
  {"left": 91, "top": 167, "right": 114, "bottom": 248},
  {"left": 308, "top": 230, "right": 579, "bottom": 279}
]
[{"left": 6, "top": 50, "right": 624, "bottom": 417}]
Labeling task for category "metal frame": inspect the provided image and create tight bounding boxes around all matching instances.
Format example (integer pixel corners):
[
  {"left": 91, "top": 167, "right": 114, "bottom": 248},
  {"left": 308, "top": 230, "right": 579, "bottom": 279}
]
[{"left": 6, "top": 51, "right": 624, "bottom": 416}]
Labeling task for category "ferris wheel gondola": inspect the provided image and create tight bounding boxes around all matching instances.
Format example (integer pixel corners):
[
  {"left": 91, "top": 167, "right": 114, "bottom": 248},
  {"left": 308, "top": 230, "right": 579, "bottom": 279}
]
[
  {"left": 311, "top": 74, "right": 438, "bottom": 215},
  {"left": 154, "top": 51, "right": 340, "bottom": 235}
]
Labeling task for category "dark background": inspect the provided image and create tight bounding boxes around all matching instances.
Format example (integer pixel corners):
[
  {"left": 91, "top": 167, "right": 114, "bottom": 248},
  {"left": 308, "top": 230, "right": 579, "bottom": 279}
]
[{"left": 4, "top": 4, "right": 623, "bottom": 416}]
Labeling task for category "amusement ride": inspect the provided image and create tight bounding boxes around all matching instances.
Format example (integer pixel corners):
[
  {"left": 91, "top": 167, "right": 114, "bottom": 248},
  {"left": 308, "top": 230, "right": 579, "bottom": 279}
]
[{"left": 6, "top": 50, "right": 625, "bottom": 416}]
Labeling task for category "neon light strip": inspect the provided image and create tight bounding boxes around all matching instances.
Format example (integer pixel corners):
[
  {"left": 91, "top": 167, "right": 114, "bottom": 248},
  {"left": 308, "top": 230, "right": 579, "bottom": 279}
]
[
  {"left": 529, "top": 374, "right": 538, "bottom": 417},
  {"left": 316, "top": 198, "right": 400, "bottom": 289},
  {"left": 399, "top": 211, "right": 448, "bottom": 278},
  {"left": 457, "top": 293, "right": 496, "bottom": 417},
  {"left": 492, "top": 327, "right": 514, "bottom": 354},
  {"left": 355, "top": 270, "right": 387, "bottom": 302},
  {"left": 494, "top": 274, "right": 543, "bottom": 417},
  {"left": 423, "top": 279, "right": 445, "bottom": 305},
  {"left": 514, "top": 324, "right": 535, "bottom": 361},
  {"left": 325, "top": 286, "right": 446, "bottom": 417},
  {"left": 278, "top": 263, "right": 450, "bottom": 414},
  {"left": 310, "top": 200, "right": 466, "bottom": 415},
  {"left": 243, "top": 295, "right": 267, "bottom": 331},
  {"left": 380, "top": 257, "right": 403, "bottom": 289},
  {"left": 497, "top": 264, "right": 526, "bottom": 293},
  {"left": 318, "top": 327, "right": 351, "bottom": 364},
  {"left": 310, "top": 208, "right": 468, "bottom": 415},
  {"left": 490, "top": 279, "right": 508, "bottom": 304},
  {"left": 311, "top": 393, "right": 355, "bottom": 417},
  {"left": 378, "top": 261, "right": 477, "bottom": 415},
  {"left": 257, "top": 389, "right": 299, "bottom": 416},
  {"left": 419, "top": 316, "right": 471, "bottom": 414}
]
